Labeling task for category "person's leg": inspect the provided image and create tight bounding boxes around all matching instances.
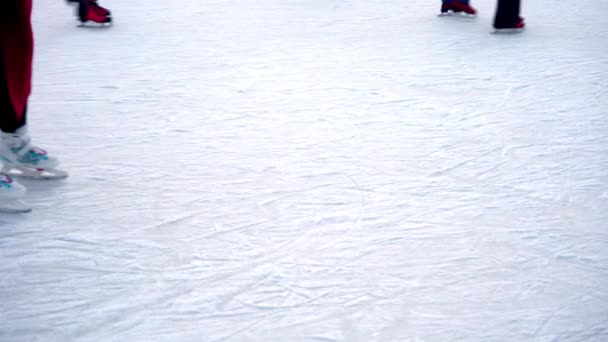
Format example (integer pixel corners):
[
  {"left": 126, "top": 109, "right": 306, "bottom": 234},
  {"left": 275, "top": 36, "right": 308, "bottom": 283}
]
[
  {"left": 0, "top": 54, "right": 27, "bottom": 134},
  {"left": 72, "top": 0, "right": 111, "bottom": 23},
  {"left": 494, "top": 0, "right": 522, "bottom": 28},
  {"left": 0, "top": 2, "right": 29, "bottom": 208},
  {"left": 441, "top": 0, "right": 475, "bottom": 14},
  {"left": 77, "top": 0, "right": 89, "bottom": 22},
  {"left": 0, "top": 0, "right": 32, "bottom": 125},
  {"left": 0, "top": 1, "right": 30, "bottom": 134},
  {"left": 0, "top": 2, "right": 66, "bottom": 179}
]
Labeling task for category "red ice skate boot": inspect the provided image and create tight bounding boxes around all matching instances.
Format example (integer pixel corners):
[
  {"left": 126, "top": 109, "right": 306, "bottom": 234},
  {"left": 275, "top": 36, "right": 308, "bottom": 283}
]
[
  {"left": 89, "top": 0, "right": 111, "bottom": 18},
  {"left": 83, "top": 4, "right": 111, "bottom": 24},
  {"left": 451, "top": 1, "right": 477, "bottom": 15},
  {"left": 441, "top": 1, "right": 477, "bottom": 15}
]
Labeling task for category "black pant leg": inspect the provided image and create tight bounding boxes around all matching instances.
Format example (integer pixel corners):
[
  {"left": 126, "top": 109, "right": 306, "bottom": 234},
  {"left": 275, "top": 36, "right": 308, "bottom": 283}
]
[
  {"left": 494, "top": 0, "right": 521, "bottom": 28},
  {"left": 78, "top": 0, "right": 89, "bottom": 22},
  {"left": 0, "top": 53, "right": 27, "bottom": 134}
]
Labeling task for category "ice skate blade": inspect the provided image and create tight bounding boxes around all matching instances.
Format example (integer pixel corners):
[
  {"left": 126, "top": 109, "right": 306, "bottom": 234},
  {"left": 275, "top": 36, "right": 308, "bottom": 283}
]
[
  {"left": 0, "top": 199, "right": 31, "bottom": 214},
  {"left": 3, "top": 165, "right": 69, "bottom": 180},
  {"left": 438, "top": 12, "right": 476, "bottom": 18},
  {"left": 493, "top": 27, "right": 525, "bottom": 34},
  {"left": 77, "top": 20, "right": 113, "bottom": 28}
]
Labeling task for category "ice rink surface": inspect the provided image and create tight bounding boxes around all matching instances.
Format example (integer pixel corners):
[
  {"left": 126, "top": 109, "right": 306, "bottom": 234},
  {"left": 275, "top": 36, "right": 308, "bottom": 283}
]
[{"left": 1, "top": 0, "right": 607, "bottom": 341}]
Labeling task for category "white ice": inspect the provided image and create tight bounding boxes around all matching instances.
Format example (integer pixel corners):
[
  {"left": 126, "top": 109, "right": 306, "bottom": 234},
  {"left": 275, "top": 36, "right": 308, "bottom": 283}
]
[{"left": 1, "top": 0, "right": 607, "bottom": 341}]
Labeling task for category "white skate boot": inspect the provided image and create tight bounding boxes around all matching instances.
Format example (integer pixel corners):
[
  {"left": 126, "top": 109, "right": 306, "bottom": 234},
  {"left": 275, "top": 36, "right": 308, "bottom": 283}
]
[
  {"left": 0, "top": 127, "right": 68, "bottom": 180},
  {"left": 0, "top": 171, "right": 30, "bottom": 213}
]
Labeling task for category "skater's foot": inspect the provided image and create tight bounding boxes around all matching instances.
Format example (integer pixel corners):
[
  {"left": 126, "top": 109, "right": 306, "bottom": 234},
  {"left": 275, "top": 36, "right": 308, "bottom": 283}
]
[
  {"left": 0, "top": 172, "right": 30, "bottom": 213},
  {"left": 440, "top": 1, "right": 477, "bottom": 15},
  {"left": 0, "top": 128, "right": 68, "bottom": 180},
  {"left": 494, "top": 17, "right": 525, "bottom": 31},
  {"left": 0, "top": 173, "right": 26, "bottom": 200},
  {"left": 1, "top": 129, "right": 59, "bottom": 170},
  {"left": 441, "top": 3, "right": 459, "bottom": 14},
  {"left": 80, "top": 1, "right": 112, "bottom": 24},
  {"left": 89, "top": 0, "right": 111, "bottom": 18}
]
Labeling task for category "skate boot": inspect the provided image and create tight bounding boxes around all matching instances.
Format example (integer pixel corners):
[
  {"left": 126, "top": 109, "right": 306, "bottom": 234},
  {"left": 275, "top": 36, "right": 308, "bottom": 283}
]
[
  {"left": 89, "top": 0, "right": 111, "bottom": 18},
  {"left": 0, "top": 171, "right": 30, "bottom": 213},
  {"left": 0, "top": 128, "right": 68, "bottom": 180},
  {"left": 494, "top": 17, "right": 525, "bottom": 32},
  {"left": 441, "top": 3, "right": 461, "bottom": 14},
  {"left": 440, "top": 1, "right": 477, "bottom": 15},
  {"left": 68, "top": 0, "right": 111, "bottom": 25},
  {"left": 82, "top": 2, "right": 112, "bottom": 24}
]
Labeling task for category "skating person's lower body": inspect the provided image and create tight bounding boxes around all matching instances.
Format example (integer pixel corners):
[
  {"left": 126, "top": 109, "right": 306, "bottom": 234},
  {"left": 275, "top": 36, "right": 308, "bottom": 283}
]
[
  {"left": 67, "top": 0, "right": 112, "bottom": 25},
  {"left": 440, "top": 0, "right": 477, "bottom": 15},
  {"left": 0, "top": 1, "right": 67, "bottom": 213},
  {"left": 0, "top": 69, "right": 67, "bottom": 212},
  {"left": 494, "top": 0, "right": 525, "bottom": 31},
  {"left": 0, "top": 69, "right": 67, "bottom": 181}
]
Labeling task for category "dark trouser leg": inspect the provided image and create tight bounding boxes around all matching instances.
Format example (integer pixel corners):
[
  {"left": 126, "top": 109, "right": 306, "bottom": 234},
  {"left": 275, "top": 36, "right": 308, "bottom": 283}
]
[
  {"left": 494, "top": 0, "right": 521, "bottom": 28},
  {"left": 0, "top": 54, "right": 27, "bottom": 134},
  {"left": 66, "top": 0, "right": 89, "bottom": 22},
  {"left": 77, "top": 0, "right": 89, "bottom": 22}
]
